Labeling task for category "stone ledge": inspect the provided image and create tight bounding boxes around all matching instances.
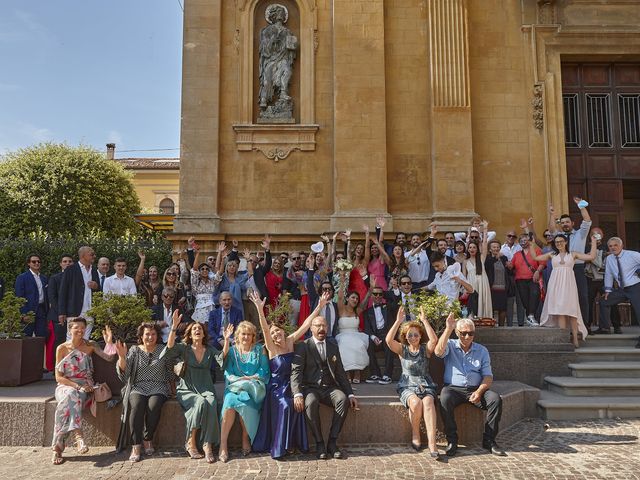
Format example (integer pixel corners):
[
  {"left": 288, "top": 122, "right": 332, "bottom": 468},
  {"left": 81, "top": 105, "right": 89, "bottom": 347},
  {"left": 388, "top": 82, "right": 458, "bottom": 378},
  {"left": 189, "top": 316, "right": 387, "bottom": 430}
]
[{"left": 232, "top": 124, "right": 319, "bottom": 161}]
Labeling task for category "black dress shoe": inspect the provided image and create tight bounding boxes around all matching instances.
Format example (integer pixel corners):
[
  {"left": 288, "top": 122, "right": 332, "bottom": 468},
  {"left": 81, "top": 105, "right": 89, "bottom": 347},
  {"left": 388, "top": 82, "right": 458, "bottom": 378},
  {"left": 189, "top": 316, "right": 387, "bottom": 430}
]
[
  {"left": 482, "top": 440, "right": 506, "bottom": 456},
  {"left": 326, "top": 440, "right": 343, "bottom": 459},
  {"left": 593, "top": 328, "right": 610, "bottom": 334},
  {"left": 315, "top": 442, "right": 327, "bottom": 460},
  {"left": 635, "top": 341, "right": 640, "bottom": 349},
  {"left": 614, "top": 328, "right": 623, "bottom": 334},
  {"left": 445, "top": 442, "right": 458, "bottom": 456}
]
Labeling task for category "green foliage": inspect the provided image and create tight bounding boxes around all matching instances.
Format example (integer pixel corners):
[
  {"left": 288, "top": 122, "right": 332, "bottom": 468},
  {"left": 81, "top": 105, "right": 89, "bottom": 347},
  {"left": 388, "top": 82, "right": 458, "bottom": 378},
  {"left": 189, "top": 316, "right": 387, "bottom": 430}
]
[
  {"left": 87, "top": 292, "right": 153, "bottom": 343},
  {"left": 0, "top": 235, "right": 173, "bottom": 288},
  {"left": 0, "top": 291, "right": 34, "bottom": 338},
  {"left": 404, "top": 291, "right": 462, "bottom": 335},
  {"left": 266, "top": 292, "right": 294, "bottom": 335},
  {"left": 0, "top": 142, "right": 141, "bottom": 237}
]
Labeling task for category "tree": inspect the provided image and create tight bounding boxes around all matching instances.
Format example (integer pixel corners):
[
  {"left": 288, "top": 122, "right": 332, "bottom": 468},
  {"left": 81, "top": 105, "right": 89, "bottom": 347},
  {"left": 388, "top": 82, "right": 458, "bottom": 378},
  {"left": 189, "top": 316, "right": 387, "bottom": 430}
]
[{"left": 0, "top": 143, "right": 141, "bottom": 237}]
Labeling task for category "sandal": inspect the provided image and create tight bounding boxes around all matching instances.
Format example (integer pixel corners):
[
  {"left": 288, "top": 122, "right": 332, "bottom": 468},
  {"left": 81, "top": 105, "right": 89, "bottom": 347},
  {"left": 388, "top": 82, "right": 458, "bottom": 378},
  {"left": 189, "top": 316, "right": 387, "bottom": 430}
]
[
  {"left": 143, "top": 440, "right": 155, "bottom": 456},
  {"left": 218, "top": 450, "right": 229, "bottom": 463},
  {"left": 129, "top": 445, "right": 142, "bottom": 463},
  {"left": 52, "top": 450, "right": 64, "bottom": 465},
  {"left": 185, "top": 442, "right": 204, "bottom": 459},
  {"left": 203, "top": 443, "right": 215, "bottom": 464},
  {"left": 75, "top": 433, "right": 89, "bottom": 454}
]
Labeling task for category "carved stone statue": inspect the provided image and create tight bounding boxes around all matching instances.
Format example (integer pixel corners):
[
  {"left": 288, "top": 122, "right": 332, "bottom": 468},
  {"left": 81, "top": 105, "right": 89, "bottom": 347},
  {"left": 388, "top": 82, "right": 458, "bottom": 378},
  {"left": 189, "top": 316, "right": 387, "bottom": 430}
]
[{"left": 258, "top": 4, "right": 297, "bottom": 123}]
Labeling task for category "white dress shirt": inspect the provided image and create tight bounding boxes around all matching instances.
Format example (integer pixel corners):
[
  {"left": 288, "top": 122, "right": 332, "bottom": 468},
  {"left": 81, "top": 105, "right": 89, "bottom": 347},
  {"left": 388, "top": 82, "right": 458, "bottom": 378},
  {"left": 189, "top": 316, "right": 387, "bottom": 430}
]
[
  {"left": 80, "top": 263, "right": 94, "bottom": 317},
  {"left": 29, "top": 269, "right": 44, "bottom": 304},
  {"left": 405, "top": 250, "right": 430, "bottom": 283},
  {"left": 500, "top": 243, "right": 522, "bottom": 262},
  {"left": 103, "top": 274, "right": 137, "bottom": 296},
  {"left": 427, "top": 263, "right": 470, "bottom": 304}
]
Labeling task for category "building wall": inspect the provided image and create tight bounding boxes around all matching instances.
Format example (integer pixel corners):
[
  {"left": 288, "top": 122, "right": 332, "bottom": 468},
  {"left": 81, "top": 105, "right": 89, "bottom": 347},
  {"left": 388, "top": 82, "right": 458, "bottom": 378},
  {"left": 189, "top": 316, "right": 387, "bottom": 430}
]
[
  {"left": 127, "top": 170, "right": 180, "bottom": 214},
  {"left": 172, "top": 0, "right": 640, "bottom": 247}
]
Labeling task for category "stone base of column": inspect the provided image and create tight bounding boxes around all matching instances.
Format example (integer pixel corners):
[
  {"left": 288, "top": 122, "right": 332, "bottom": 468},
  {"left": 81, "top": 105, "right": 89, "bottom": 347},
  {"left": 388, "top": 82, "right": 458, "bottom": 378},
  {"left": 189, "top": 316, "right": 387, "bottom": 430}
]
[{"left": 173, "top": 215, "right": 221, "bottom": 234}]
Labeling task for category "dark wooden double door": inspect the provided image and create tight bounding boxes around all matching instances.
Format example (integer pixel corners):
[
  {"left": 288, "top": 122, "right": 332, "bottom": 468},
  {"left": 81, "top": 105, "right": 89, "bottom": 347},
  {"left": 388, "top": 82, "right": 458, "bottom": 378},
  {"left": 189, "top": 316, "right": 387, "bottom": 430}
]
[{"left": 562, "top": 62, "right": 640, "bottom": 247}]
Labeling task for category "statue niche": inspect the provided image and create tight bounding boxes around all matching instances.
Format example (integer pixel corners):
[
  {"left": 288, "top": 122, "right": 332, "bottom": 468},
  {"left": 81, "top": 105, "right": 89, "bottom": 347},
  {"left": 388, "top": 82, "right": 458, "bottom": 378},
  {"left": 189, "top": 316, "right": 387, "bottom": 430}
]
[{"left": 257, "top": 4, "right": 298, "bottom": 123}]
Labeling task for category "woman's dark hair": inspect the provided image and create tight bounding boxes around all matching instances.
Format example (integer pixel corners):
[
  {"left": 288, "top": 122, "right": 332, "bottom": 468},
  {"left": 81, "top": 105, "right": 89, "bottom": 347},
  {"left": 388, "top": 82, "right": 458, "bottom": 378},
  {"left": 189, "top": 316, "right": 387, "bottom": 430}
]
[
  {"left": 197, "top": 262, "right": 209, "bottom": 271},
  {"left": 551, "top": 234, "right": 569, "bottom": 255},
  {"left": 466, "top": 240, "right": 483, "bottom": 275},
  {"left": 182, "top": 322, "right": 210, "bottom": 346},
  {"left": 390, "top": 247, "right": 407, "bottom": 271},
  {"left": 68, "top": 317, "right": 88, "bottom": 326},
  {"left": 454, "top": 240, "right": 466, "bottom": 253},
  {"left": 346, "top": 290, "right": 361, "bottom": 305},
  {"left": 137, "top": 322, "right": 162, "bottom": 345}
]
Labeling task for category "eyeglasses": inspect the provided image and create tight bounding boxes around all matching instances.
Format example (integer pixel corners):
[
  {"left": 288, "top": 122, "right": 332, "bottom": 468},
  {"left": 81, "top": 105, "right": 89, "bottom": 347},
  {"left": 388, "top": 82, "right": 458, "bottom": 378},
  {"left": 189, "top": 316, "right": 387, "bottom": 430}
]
[
  {"left": 291, "top": 257, "right": 300, "bottom": 260},
  {"left": 507, "top": 234, "right": 517, "bottom": 238},
  {"left": 321, "top": 287, "right": 333, "bottom": 292},
  {"left": 400, "top": 281, "right": 412, "bottom": 286},
  {"left": 458, "top": 331, "right": 475, "bottom": 337},
  {"left": 162, "top": 294, "right": 175, "bottom": 299},
  {"left": 30, "top": 260, "right": 41, "bottom": 264},
  {"left": 371, "top": 292, "right": 383, "bottom": 297},
  {"left": 200, "top": 267, "right": 210, "bottom": 272},
  {"left": 545, "top": 234, "right": 554, "bottom": 238},
  {"left": 406, "top": 333, "right": 420, "bottom": 339},
  {"left": 166, "top": 272, "right": 176, "bottom": 276}
]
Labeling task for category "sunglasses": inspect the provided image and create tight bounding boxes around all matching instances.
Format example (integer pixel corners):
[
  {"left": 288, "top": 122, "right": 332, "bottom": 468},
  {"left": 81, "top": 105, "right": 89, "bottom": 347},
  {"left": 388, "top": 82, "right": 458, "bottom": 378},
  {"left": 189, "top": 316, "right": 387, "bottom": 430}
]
[
  {"left": 371, "top": 292, "right": 383, "bottom": 297},
  {"left": 162, "top": 294, "right": 175, "bottom": 299},
  {"left": 291, "top": 257, "right": 300, "bottom": 260},
  {"left": 166, "top": 272, "right": 176, "bottom": 276},
  {"left": 400, "top": 281, "right": 412, "bottom": 286},
  {"left": 406, "top": 332, "right": 420, "bottom": 339},
  {"left": 458, "top": 331, "right": 475, "bottom": 337},
  {"left": 30, "top": 260, "right": 41, "bottom": 264},
  {"left": 545, "top": 234, "right": 554, "bottom": 238},
  {"left": 321, "top": 287, "right": 333, "bottom": 292},
  {"left": 200, "top": 267, "right": 210, "bottom": 271},
  {"left": 507, "top": 234, "right": 517, "bottom": 238}
]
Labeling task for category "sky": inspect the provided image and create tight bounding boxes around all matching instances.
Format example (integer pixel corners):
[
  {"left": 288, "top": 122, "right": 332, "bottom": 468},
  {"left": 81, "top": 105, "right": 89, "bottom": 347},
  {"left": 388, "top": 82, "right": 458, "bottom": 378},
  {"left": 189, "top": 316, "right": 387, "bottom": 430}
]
[{"left": 0, "top": 1, "right": 183, "bottom": 158}]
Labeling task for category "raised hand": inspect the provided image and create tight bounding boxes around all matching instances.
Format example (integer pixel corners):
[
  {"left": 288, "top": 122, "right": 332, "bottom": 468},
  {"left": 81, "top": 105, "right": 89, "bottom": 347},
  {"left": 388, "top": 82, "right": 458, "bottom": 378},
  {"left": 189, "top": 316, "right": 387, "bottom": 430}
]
[
  {"left": 320, "top": 234, "right": 330, "bottom": 243},
  {"left": 528, "top": 217, "right": 534, "bottom": 225},
  {"left": 573, "top": 196, "right": 582, "bottom": 205},
  {"left": 376, "top": 215, "right": 386, "bottom": 228},
  {"left": 223, "top": 323, "right": 234, "bottom": 341},
  {"left": 115, "top": 340, "right": 128, "bottom": 358},
  {"left": 362, "top": 224, "right": 370, "bottom": 234},
  {"left": 332, "top": 231, "right": 340, "bottom": 241},
  {"left": 261, "top": 234, "right": 271, "bottom": 250},
  {"left": 520, "top": 218, "right": 528, "bottom": 230},
  {"left": 188, "top": 236, "right": 195, "bottom": 247},
  {"left": 397, "top": 305, "right": 405, "bottom": 322},
  {"left": 138, "top": 250, "right": 146, "bottom": 260},
  {"left": 345, "top": 229, "right": 352, "bottom": 238},
  {"left": 249, "top": 290, "right": 266, "bottom": 310},
  {"left": 549, "top": 205, "right": 556, "bottom": 215},
  {"left": 232, "top": 240, "right": 239, "bottom": 249},
  {"left": 419, "top": 306, "right": 427, "bottom": 323},
  {"left": 172, "top": 309, "right": 183, "bottom": 330},
  {"left": 217, "top": 241, "right": 226, "bottom": 253},
  {"left": 242, "top": 248, "right": 251, "bottom": 260},
  {"left": 318, "top": 291, "right": 332, "bottom": 308},
  {"left": 429, "top": 222, "right": 438, "bottom": 236},
  {"left": 102, "top": 325, "right": 113, "bottom": 345},
  {"left": 445, "top": 312, "right": 456, "bottom": 330}
]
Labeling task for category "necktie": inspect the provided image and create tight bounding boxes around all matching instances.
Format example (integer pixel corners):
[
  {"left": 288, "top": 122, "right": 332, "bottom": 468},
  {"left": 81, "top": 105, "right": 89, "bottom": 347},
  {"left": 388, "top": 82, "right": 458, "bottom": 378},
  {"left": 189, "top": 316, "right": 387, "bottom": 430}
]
[
  {"left": 317, "top": 341, "right": 326, "bottom": 361},
  {"left": 100, "top": 275, "right": 105, "bottom": 289},
  {"left": 223, "top": 310, "right": 230, "bottom": 329},
  {"left": 324, "top": 304, "right": 331, "bottom": 330},
  {"left": 616, "top": 255, "right": 625, "bottom": 288},
  {"left": 566, "top": 232, "right": 572, "bottom": 251}
]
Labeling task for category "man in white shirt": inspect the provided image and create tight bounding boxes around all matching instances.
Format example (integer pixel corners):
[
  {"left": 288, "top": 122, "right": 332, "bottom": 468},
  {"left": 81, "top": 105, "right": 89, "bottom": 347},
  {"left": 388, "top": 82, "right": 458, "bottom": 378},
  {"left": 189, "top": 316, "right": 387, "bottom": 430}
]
[
  {"left": 500, "top": 230, "right": 523, "bottom": 325},
  {"left": 102, "top": 257, "right": 137, "bottom": 296},
  {"left": 427, "top": 253, "right": 474, "bottom": 304},
  {"left": 97, "top": 257, "right": 111, "bottom": 291},
  {"left": 405, "top": 234, "right": 431, "bottom": 289}
]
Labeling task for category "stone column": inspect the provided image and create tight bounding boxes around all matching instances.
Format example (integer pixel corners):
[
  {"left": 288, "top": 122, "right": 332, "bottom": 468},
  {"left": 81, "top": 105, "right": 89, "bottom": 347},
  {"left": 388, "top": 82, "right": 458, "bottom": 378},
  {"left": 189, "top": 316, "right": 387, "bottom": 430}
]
[
  {"left": 173, "top": 0, "right": 221, "bottom": 233},
  {"left": 428, "top": 0, "right": 476, "bottom": 226},
  {"left": 330, "top": 0, "right": 390, "bottom": 231}
]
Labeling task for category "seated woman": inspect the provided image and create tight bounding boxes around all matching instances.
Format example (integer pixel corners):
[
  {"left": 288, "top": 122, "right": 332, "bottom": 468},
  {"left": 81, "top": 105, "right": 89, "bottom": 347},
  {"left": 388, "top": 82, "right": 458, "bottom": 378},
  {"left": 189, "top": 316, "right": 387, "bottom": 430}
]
[
  {"left": 51, "top": 318, "right": 116, "bottom": 465},
  {"left": 219, "top": 321, "right": 270, "bottom": 463},
  {"left": 334, "top": 270, "right": 371, "bottom": 383},
  {"left": 115, "top": 322, "right": 174, "bottom": 462},
  {"left": 165, "top": 312, "right": 229, "bottom": 463},
  {"left": 250, "top": 290, "right": 332, "bottom": 459},
  {"left": 385, "top": 306, "right": 440, "bottom": 460}
]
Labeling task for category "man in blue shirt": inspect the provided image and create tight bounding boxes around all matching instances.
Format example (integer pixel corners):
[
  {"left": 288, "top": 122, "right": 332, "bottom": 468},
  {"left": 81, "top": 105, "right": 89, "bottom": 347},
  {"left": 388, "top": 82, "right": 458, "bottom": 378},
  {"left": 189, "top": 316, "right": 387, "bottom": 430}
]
[
  {"left": 435, "top": 316, "right": 505, "bottom": 457},
  {"left": 598, "top": 237, "right": 640, "bottom": 348}
]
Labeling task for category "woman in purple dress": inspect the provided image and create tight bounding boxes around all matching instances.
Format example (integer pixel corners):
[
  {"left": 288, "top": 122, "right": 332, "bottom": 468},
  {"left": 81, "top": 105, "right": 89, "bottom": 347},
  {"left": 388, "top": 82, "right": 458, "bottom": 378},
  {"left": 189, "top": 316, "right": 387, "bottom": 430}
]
[{"left": 249, "top": 290, "right": 331, "bottom": 459}]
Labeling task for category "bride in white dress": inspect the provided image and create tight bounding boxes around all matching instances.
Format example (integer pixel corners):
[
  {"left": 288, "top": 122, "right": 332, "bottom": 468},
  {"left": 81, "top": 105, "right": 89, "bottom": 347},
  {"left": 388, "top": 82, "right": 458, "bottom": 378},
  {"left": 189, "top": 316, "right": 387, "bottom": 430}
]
[{"left": 335, "top": 270, "right": 371, "bottom": 383}]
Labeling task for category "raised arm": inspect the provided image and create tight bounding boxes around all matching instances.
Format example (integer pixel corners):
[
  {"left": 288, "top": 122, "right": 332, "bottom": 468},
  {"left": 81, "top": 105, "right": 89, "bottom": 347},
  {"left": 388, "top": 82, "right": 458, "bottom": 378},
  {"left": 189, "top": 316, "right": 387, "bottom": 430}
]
[
  {"left": 167, "top": 309, "right": 182, "bottom": 349},
  {"left": 548, "top": 205, "right": 559, "bottom": 234},
  {"left": 291, "top": 291, "right": 331, "bottom": 341},
  {"left": 528, "top": 244, "right": 552, "bottom": 263},
  {"left": 215, "top": 241, "right": 226, "bottom": 275},
  {"left": 479, "top": 220, "right": 489, "bottom": 260},
  {"left": 573, "top": 196, "right": 592, "bottom": 224},
  {"left": 243, "top": 248, "right": 254, "bottom": 277},
  {"left": 337, "top": 270, "right": 347, "bottom": 316},
  {"left": 419, "top": 307, "right": 438, "bottom": 357},
  {"left": 376, "top": 215, "right": 385, "bottom": 244},
  {"left": 115, "top": 340, "right": 129, "bottom": 380},
  {"left": 372, "top": 237, "right": 391, "bottom": 266},
  {"left": 262, "top": 235, "right": 272, "bottom": 272},
  {"left": 91, "top": 325, "right": 117, "bottom": 361},
  {"left": 221, "top": 323, "right": 234, "bottom": 359},
  {"left": 434, "top": 313, "right": 456, "bottom": 358},
  {"left": 574, "top": 234, "right": 598, "bottom": 262},
  {"left": 344, "top": 229, "right": 352, "bottom": 262},
  {"left": 330, "top": 231, "right": 339, "bottom": 264},
  {"left": 408, "top": 240, "right": 428, "bottom": 258},
  {"left": 134, "top": 250, "right": 146, "bottom": 287},
  {"left": 385, "top": 305, "right": 405, "bottom": 356},
  {"left": 249, "top": 291, "right": 276, "bottom": 353},
  {"left": 363, "top": 225, "right": 371, "bottom": 266}
]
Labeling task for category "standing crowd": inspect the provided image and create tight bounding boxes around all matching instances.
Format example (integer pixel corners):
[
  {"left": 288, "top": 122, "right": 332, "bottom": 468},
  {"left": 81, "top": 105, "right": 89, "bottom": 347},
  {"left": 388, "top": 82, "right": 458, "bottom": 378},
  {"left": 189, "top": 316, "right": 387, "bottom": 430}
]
[{"left": 5, "top": 197, "right": 640, "bottom": 465}]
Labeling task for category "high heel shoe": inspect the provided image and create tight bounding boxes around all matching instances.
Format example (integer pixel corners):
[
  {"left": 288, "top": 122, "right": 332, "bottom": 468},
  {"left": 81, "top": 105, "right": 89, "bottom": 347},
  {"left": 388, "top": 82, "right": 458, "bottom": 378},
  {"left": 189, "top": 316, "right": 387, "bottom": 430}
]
[
  {"left": 411, "top": 441, "right": 421, "bottom": 451},
  {"left": 129, "top": 445, "right": 142, "bottom": 463},
  {"left": 185, "top": 442, "right": 204, "bottom": 459},
  {"left": 203, "top": 443, "right": 215, "bottom": 464},
  {"left": 75, "top": 433, "right": 89, "bottom": 454}
]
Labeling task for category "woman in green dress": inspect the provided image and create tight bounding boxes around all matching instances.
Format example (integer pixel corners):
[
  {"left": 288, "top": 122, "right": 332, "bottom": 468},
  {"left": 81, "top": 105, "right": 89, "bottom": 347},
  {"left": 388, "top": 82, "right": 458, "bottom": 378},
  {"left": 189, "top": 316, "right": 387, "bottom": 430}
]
[{"left": 165, "top": 310, "right": 233, "bottom": 463}]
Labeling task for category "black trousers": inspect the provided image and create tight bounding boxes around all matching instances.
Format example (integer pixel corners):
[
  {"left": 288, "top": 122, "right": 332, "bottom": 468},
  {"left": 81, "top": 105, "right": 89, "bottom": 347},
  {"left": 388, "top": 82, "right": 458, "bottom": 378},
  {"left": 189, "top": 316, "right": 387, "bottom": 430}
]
[
  {"left": 515, "top": 279, "right": 540, "bottom": 318},
  {"left": 587, "top": 278, "right": 603, "bottom": 327},
  {"left": 367, "top": 330, "right": 395, "bottom": 378},
  {"left": 439, "top": 385, "right": 502, "bottom": 444},
  {"left": 599, "top": 283, "right": 640, "bottom": 330},
  {"left": 129, "top": 393, "right": 167, "bottom": 445},
  {"left": 304, "top": 386, "right": 348, "bottom": 444},
  {"left": 53, "top": 318, "right": 68, "bottom": 352},
  {"left": 573, "top": 264, "right": 589, "bottom": 323}
]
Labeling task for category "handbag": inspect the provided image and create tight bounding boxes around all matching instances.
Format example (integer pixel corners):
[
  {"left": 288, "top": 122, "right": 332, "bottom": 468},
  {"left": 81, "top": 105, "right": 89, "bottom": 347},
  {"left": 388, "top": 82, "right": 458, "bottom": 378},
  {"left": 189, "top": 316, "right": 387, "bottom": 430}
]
[{"left": 93, "top": 382, "right": 112, "bottom": 402}]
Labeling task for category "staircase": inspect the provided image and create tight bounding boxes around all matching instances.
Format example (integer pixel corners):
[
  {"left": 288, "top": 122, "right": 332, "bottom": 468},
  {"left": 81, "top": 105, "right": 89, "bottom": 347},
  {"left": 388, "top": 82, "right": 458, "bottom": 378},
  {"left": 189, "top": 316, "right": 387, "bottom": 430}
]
[{"left": 538, "top": 328, "right": 640, "bottom": 420}]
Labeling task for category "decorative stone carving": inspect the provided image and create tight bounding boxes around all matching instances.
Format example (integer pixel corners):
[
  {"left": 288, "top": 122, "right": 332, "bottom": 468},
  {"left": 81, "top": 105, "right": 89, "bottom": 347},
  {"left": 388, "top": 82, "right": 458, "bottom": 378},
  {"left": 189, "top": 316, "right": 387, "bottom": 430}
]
[
  {"left": 232, "top": 124, "right": 319, "bottom": 161},
  {"left": 257, "top": 4, "right": 298, "bottom": 123},
  {"left": 532, "top": 84, "right": 544, "bottom": 130},
  {"left": 537, "top": 0, "right": 557, "bottom": 24}
]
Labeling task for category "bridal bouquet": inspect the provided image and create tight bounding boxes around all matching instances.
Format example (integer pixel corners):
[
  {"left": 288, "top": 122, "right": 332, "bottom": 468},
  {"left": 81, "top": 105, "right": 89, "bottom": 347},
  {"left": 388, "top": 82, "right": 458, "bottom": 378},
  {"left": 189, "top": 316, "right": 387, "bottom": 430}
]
[{"left": 334, "top": 259, "right": 353, "bottom": 272}]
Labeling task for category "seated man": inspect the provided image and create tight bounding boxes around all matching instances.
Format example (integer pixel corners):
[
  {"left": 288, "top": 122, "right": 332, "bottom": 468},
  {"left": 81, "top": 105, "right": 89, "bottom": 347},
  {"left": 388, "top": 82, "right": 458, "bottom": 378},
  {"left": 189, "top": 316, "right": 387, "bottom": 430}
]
[
  {"left": 291, "top": 316, "right": 359, "bottom": 459},
  {"left": 435, "top": 316, "right": 505, "bottom": 457},
  {"left": 208, "top": 291, "right": 242, "bottom": 350},
  {"left": 363, "top": 283, "right": 394, "bottom": 385}
]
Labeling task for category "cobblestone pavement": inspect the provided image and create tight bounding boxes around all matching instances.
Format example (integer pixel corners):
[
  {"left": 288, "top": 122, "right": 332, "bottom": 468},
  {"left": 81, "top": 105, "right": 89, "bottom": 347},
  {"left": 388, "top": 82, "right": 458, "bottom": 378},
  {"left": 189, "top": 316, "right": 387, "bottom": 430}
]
[{"left": 1, "top": 418, "right": 639, "bottom": 479}]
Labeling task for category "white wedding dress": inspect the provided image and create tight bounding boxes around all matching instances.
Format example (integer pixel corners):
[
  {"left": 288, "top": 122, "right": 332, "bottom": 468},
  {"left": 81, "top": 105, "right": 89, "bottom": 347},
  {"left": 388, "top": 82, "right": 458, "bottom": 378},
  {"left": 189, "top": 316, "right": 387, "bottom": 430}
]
[{"left": 335, "top": 316, "right": 370, "bottom": 371}]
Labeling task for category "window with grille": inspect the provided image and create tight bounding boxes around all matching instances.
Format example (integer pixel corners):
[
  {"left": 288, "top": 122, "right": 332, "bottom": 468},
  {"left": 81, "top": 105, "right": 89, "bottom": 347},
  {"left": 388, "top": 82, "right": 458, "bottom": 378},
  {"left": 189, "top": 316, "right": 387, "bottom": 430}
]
[
  {"left": 618, "top": 93, "right": 640, "bottom": 148},
  {"left": 586, "top": 93, "right": 612, "bottom": 148},
  {"left": 563, "top": 93, "right": 581, "bottom": 148},
  {"left": 159, "top": 198, "right": 175, "bottom": 214}
]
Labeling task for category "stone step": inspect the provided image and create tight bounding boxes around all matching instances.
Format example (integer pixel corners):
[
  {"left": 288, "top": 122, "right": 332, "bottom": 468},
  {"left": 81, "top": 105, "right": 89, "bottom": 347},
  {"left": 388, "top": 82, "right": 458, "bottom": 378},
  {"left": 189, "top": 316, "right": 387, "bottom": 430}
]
[
  {"left": 474, "top": 327, "right": 572, "bottom": 345},
  {"left": 584, "top": 334, "right": 639, "bottom": 348},
  {"left": 482, "top": 343, "right": 574, "bottom": 353},
  {"left": 544, "top": 376, "right": 640, "bottom": 397},
  {"left": 575, "top": 347, "right": 640, "bottom": 362},
  {"left": 569, "top": 361, "right": 640, "bottom": 378},
  {"left": 537, "top": 390, "right": 640, "bottom": 420}
]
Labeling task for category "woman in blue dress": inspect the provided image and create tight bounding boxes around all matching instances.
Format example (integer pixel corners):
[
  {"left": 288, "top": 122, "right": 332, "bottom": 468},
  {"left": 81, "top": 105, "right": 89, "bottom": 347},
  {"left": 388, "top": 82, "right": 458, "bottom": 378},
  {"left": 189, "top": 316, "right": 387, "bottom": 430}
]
[
  {"left": 386, "top": 305, "right": 441, "bottom": 460},
  {"left": 219, "top": 320, "right": 270, "bottom": 463},
  {"left": 249, "top": 290, "right": 332, "bottom": 459}
]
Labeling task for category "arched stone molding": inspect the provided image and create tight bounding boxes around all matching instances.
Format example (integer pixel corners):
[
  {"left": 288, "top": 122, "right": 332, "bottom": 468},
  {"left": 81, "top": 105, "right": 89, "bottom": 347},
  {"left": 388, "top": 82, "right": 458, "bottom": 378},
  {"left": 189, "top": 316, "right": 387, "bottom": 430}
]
[{"left": 233, "top": 0, "right": 318, "bottom": 159}]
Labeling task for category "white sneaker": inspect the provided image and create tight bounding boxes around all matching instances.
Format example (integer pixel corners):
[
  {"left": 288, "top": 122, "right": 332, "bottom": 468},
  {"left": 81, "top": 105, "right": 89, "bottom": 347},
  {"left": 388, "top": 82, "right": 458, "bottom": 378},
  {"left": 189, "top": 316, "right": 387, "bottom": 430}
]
[{"left": 526, "top": 315, "right": 539, "bottom": 327}]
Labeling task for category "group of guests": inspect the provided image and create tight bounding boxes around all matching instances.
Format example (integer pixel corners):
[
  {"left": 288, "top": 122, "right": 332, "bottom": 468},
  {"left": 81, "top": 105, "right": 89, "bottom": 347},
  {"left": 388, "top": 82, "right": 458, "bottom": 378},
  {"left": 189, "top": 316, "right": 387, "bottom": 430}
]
[{"left": 50, "top": 291, "right": 505, "bottom": 465}]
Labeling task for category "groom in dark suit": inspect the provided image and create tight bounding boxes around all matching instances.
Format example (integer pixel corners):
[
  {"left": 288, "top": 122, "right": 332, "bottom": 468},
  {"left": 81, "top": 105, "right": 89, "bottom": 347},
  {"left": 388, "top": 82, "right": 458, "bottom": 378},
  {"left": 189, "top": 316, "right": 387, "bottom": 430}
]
[{"left": 291, "top": 316, "right": 359, "bottom": 459}]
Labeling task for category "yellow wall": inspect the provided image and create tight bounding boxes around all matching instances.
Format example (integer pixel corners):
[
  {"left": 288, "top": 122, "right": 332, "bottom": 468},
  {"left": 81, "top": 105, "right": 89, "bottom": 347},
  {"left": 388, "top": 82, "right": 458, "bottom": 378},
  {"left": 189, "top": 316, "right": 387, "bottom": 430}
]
[{"left": 127, "top": 169, "right": 180, "bottom": 214}]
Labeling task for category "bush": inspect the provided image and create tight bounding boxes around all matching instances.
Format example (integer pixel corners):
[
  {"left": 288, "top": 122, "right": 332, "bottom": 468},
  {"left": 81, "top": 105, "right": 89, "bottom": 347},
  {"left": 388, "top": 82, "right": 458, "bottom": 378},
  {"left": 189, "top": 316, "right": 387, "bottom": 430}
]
[
  {"left": 87, "top": 292, "right": 153, "bottom": 343},
  {"left": 0, "top": 291, "right": 34, "bottom": 338},
  {"left": 0, "top": 235, "right": 174, "bottom": 287}
]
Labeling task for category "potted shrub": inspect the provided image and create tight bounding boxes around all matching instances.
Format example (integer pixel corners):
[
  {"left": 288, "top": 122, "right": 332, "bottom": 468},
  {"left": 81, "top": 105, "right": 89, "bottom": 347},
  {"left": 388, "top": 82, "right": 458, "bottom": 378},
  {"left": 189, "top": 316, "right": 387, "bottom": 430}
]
[
  {"left": 0, "top": 291, "right": 43, "bottom": 386},
  {"left": 87, "top": 292, "right": 153, "bottom": 393}
]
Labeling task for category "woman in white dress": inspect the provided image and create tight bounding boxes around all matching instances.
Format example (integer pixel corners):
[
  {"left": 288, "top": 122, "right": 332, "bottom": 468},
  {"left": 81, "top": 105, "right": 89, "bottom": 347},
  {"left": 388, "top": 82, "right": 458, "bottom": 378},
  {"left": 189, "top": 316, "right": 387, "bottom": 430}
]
[
  {"left": 463, "top": 220, "right": 492, "bottom": 318},
  {"left": 335, "top": 270, "right": 371, "bottom": 384}
]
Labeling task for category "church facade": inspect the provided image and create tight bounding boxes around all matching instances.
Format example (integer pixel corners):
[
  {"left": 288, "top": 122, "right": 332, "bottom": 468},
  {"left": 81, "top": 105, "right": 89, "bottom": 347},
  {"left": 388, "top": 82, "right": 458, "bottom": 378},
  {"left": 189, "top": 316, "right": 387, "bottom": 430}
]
[{"left": 171, "top": 0, "right": 640, "bottom": 249}]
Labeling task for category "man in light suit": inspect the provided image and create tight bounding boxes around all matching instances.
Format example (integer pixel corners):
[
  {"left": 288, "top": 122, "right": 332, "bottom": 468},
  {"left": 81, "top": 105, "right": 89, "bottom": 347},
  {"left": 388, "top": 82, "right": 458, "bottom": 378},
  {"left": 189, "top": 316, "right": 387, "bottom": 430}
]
[
  {"left": 363, "top": 284, "right": 395, "bottom": 385},
  {"left": 58, "top": 246, "right": 100, "bottom": 339},
  {"left": 48, "top": 254, "right": 74, "bottom": 350},
  {"left": 292, "top": 316, "right": 359, "bottom": 460},
  {"left": 14, "top": 254, "right": 48, "bottom": 337}
]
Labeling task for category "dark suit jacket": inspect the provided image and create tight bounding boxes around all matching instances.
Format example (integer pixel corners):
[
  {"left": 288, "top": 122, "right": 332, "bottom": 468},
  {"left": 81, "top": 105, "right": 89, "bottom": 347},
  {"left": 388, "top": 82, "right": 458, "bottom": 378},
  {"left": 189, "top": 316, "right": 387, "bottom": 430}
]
[
  {"left": 306, "top": 269, "right": 339, "bottom": 338},
  {"left": 291, "top": 337, "right": 353, "bottom": 397},
  {"left": 363, "top": 304, "right": 392, "bottom": 337},
  {"left": 208, "top": 306, "right": 243, "bottom": 349},
  {"left": 15, "top": 270, "right": 48, "bottom": 315},
  {"left": 58, "top": 263, "right": 100, "bottom": 317},
  {"left": 252, "top": 250, "right": 272, "bottom": 300},
  {"left": 47, "top": 271, "right": 64, "bottom": 322}
]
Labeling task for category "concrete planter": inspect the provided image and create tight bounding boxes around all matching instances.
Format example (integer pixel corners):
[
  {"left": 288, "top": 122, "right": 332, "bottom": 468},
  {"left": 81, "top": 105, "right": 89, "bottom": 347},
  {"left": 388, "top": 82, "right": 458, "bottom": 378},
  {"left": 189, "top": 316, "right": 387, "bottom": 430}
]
[{"left": 0, "top": 337, "right": 45, "bottom": 386}]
